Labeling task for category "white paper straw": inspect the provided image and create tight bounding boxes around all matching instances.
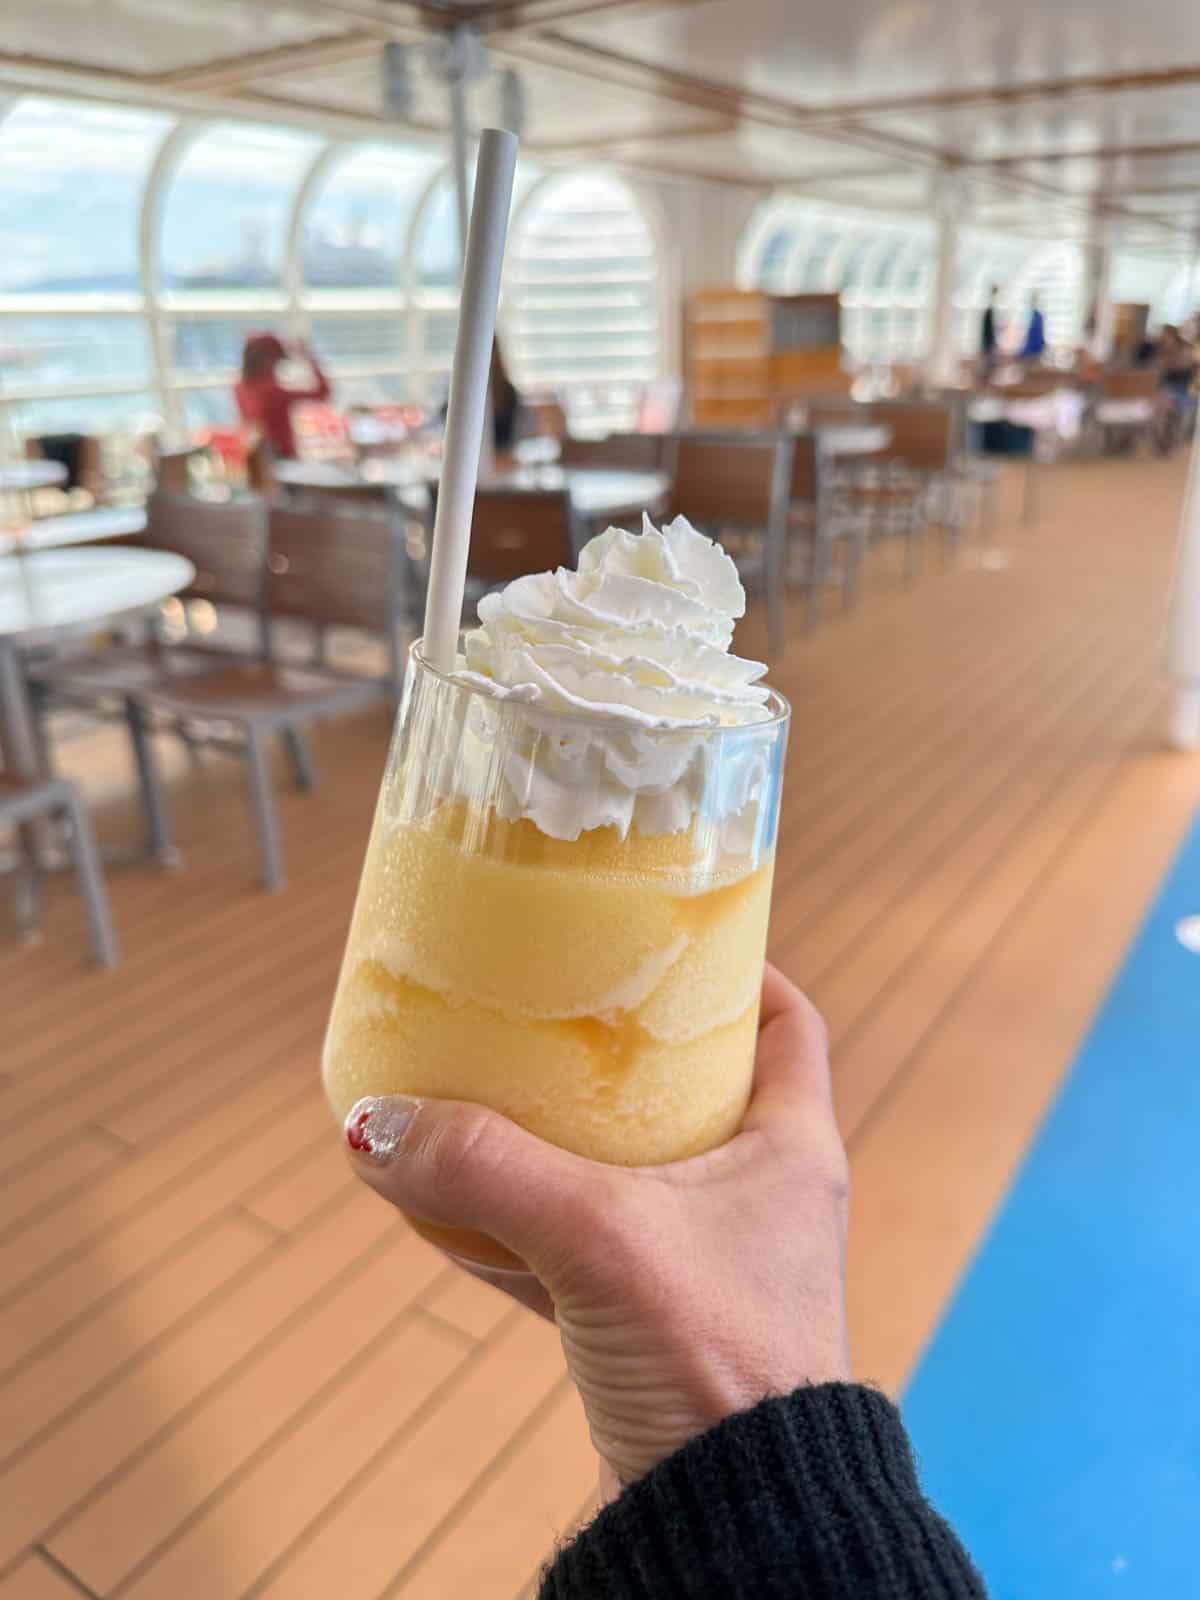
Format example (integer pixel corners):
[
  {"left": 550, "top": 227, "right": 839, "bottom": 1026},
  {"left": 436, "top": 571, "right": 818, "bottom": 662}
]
[{"left": 422, "top": 127, "right": 519, "bottom": 672}]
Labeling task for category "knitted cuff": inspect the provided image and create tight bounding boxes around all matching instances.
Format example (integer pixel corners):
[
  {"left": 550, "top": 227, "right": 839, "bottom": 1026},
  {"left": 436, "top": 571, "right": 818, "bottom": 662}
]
[{"left": 540, "top": 1383, "right": 986, "bottom": 1600}]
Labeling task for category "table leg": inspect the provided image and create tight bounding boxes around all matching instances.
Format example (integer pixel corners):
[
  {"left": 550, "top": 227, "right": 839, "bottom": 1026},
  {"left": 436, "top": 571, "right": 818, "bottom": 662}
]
[
  {"left": 0, "top": 639, "right": 43, "bottom": 779},
  {"left": 0, "top": 638, "right": 54, "bottom": 927}
]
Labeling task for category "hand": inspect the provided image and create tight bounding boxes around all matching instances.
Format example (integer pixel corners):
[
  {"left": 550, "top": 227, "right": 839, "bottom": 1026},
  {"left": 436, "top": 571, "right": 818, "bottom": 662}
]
[{"left": 343, "top": 964, "right": 851, "bottom": 1486}]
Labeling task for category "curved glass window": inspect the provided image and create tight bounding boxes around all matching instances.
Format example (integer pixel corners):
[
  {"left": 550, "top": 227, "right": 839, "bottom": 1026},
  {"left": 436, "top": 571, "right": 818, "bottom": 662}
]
[
  {"left": 506, "top": 171, "right": 659, "bottom": 433},
  {"left": 0, "top": 98, "right": 169, "bottom": 296},
  {"left": 0, "top": 98, "right": 168, "bottom": 436},
  {"left": 160, "top": 122, "right": 320, "bottom": 292},
  {"left": 303, "top": 144, "right": 442, "bottom": 290}
]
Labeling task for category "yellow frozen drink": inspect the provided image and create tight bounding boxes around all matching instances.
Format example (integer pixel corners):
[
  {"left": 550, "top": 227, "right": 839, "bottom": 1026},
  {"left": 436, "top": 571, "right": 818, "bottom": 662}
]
[{"left": 323, "top": 516, "right": 789, "bottom": 1267}]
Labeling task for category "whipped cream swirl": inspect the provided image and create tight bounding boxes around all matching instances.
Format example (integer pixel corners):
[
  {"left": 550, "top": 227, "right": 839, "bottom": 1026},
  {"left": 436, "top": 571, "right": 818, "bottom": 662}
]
[{"left": 444, "top": 516, "right": 779, "bottom": 842}]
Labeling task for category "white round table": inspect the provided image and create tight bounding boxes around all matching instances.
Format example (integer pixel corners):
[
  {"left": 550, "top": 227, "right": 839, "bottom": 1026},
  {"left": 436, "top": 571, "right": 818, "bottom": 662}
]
[
  {"left": 814, "top": 423, "right": 891, "bottom": 458},
  {"left": 0, "top": 548, "right": 193, "bottom": 779},
  {"left": 0, "top": 506, "right": 148, "bottom": 556},
  {"left": 0, "top": 461, "right": 68, "bottom": 492},
  {"left": 275, "top": 458, "right": 424, "bottom": 492},
  {"left": 493, "top": 466, "right": 670, "bottom": 522}
]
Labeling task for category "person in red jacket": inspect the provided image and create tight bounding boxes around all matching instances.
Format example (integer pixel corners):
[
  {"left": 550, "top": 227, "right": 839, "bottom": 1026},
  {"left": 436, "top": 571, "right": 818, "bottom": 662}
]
[{"left": 234, "top": 332, "right": 331, "bottom": 460}]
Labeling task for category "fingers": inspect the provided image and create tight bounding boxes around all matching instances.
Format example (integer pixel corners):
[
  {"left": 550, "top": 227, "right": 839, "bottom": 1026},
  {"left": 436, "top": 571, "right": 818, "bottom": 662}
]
[
  {"left": 344, "top": 1095, "right": 601, "bottom": 1282},
  {"left": 743, "top": 963, "right": 835, "bottom": 1134}
]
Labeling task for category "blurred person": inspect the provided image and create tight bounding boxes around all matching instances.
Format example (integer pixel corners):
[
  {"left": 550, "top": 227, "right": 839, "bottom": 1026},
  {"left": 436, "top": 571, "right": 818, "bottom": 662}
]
[
  {"left": 1019, "top": 293, "right": 1046, "bottom": 362},
  {"left": 980, "top": 284, "right": 1000, "bottom": 377},
  {"left": 491, "top": 339, "right": 520, "bottom": 453},
  {"left": 234, "top": 332, "right": 332, "bottom": 460},
  {"left": 1153, "top": 324, "right": 1196, "bottom": 455},
  {"left": 439, "top": 341, "right": 522, "bottom": 454},
  {"left": 342, "top": 965, "right": 987, "bottom": 1598}
]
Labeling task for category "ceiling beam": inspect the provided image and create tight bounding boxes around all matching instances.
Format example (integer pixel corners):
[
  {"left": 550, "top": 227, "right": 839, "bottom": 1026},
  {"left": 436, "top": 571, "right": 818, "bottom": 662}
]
[
  {"left": 247, "top": 86, "right": 444, "bottom": 137},
  {"left": 503, "top": 30, "right": 957, "bottom": 171},
  {"left": 151, "top": 32, "right": 381, "bottom": 94},
  {"left": 526, "top": 112, "right": 735, "bottom": 155},
  {"left": 473, "top": 0, "right": 707, "bottom": 32},
  {"left": 254, "top": 0, "right": 424, "bottom": 36},
  {"left": 821, "top": 62, "right": 1200, "bottom": 126},
  {"left": 968, "top": 138, "right": 1200, "bottom": 170}
]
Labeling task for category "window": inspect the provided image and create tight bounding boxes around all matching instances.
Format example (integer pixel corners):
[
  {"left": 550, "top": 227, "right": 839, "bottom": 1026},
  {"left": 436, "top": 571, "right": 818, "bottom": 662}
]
[
  {"left": 739, "top": 196, "right": 1094, "bottom": 367},
  {"left": 153, "top": 122, "right": 323, "bottom": 424},
  {"left": 0, "top": 98, "right": 169, "bottom": 436},
  {"left": 298, "top": 143, "right": 442, "bottom": 407},
  {"left": 1110, "top": 252, "right": 1200, "bottom": 329},
  {"left": 506, "top": 171, "right": 660, "bottom": 434},
  {"left": 738, "top": 199, "right": 934, "bottom": 366},
  {"left": 303, "top": 144, "right": 441, "bottom": 291},
  {"left": 160, "top": 122, "right": 321, "bottom": 293},
  {"left": 0, "top": 98, "right": 169, "bottom": 297}
]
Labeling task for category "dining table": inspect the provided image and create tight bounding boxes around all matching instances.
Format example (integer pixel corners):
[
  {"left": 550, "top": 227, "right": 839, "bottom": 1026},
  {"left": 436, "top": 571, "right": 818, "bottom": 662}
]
[
  {"left": 0, "top": 505, "right": 148, "bottom": 556},
  {"left": 0, "top": 546, "right": 193, "bottom": 781},
  {"left": 276, "top": 458, "right": 671, "bottom": 527},
  {"left": 0, "top": 460, "right": 68, "bottom": 493},
  {"left": 814, "top": 422, "right": 892, "bottom": 459}
]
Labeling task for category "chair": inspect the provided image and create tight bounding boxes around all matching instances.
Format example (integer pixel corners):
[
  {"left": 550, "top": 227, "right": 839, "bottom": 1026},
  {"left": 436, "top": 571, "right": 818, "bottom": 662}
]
[
  {"left": 288, "top": 478, "right": 393, "bottom": 508},
  {"left": 468, "top": 488, "right": 580, "bottom": 585},
  {"left": 154, "top": 445, "right": 206, "bottom": 496},
  {"left": 558, "top": 433, "right": 669, "bottom": 473},
  {"left": 667, "top": 433, "right": 794, "bottom": 656},
  {"left": 1, "top": 772, "right": 117, "bottom": 966},
  {"left": 842, "top": 400, "right": 955, "bottom": 576},
  {"left": 127, "top": 501, "right": 404, "bottom": 890},
  {"left": 33, "top": 492, "right": 271, "bottom": 860},
  {"left": 24, "top": 433, "right": 105, "bottom": 517},
  {"left": 786, "top": 432, "right": 868, "bottom": 629},
  {"left": 1093, "top": 370, "right": 1158, "bottom": 455},
  {"left": 245, "top": 436, "right": 277, "bottom": 498}
]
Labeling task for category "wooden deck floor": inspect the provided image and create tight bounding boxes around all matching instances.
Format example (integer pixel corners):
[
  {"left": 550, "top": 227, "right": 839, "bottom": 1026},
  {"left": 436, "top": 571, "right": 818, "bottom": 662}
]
[{"left": 3, "top": 455, "right": 1199, "bottom": 1598}]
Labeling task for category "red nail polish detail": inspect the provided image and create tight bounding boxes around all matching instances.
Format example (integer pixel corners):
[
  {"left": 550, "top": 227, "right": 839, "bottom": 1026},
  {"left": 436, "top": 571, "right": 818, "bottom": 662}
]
[{"left": 347, "top": 1109, "right": 374, "bottom": 1153}]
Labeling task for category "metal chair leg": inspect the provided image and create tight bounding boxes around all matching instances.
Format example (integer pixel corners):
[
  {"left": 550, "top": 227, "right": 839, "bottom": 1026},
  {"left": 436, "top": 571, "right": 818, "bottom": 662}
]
[
  {"left": 125, "top": 698, "right": 176, "bottom": 863},
  {"left": 26, "top": 676, "right": 55, "bottom": 775},
  {"left": 282, "top": 725, "right": 317, "bottom": 792},
  {"left": 905, "top": 512, "right": 924, "bottom": 579},
  {"left": 61, "top": 787, "right": 118, "bottom": 967},
  {"left": 844, "top": 528, "right": 868, "bottom": 612},
  {"left": 807, "top": 536, "right": 831, "bottom": 630},
  {"left": 245, "top": 728, "right": 286, "bottom": 891},
  {"left": 764, "top": 518, "right": 787, "bottom": 659},
  {"left": 11, "top": 827, "right": 46, "bottom": 945}
]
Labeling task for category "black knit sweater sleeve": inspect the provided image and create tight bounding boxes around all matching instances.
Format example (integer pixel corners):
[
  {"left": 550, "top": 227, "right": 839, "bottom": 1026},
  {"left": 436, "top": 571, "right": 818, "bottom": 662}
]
[{"left": 539, "top": 1383, "right": 986, "bottom": 1599}]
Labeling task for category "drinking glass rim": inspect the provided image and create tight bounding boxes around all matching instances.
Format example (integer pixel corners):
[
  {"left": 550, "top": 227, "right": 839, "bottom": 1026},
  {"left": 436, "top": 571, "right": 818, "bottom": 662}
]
[{"left": 409, "top": 637, "right": 791, "bottom": 735}]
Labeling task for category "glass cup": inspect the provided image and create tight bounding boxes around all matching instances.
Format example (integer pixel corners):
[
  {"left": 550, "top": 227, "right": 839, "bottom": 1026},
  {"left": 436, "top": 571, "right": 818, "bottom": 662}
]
[{"left": 322, "top": 643, "right": 790, "bottom": 1270}]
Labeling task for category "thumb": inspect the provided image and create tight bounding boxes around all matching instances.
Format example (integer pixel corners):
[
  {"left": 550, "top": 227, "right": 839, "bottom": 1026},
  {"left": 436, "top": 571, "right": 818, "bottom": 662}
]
[{"left": 343, "top": 1095, "right": 605, "bottom": 1278}]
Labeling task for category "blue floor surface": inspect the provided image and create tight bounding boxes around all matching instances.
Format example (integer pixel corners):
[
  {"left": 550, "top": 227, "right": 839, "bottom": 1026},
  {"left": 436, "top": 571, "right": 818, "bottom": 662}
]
[{"left": 903, "top": 809, "right": 1200, "bottom": 1599}]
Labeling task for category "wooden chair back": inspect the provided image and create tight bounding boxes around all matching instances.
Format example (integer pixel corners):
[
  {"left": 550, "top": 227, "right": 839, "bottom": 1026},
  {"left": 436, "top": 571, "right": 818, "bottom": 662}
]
[
  {"left": 154, "top": 447, "right": 204, "bottom": 495},
  {"left": 143, "top": 491, "right": 268, "bottom": 612},
  {"left": 245, "top": 437, "right": 277, "bottom": 498},
  {"left": 803, "top": 400, "right": 862, "bottom": 432},
  {"left": 787, "top": 432, "right": 824, "bottom": 509},
  {"left": 290, "top": 479, "right": 393, "bottom": 508},
  {"left": 468, "top": 489, "right": 578, "bottom": 582},
  {"left": 266, "top": 501, "right": 398, "bottom": 634},
  {"left": 669, "top": 433, "right": 793, "bottom": 530},
  {"left": 558, "top": 433, "right": 667, "bottom": 472},
  {"left": 989, "top": 373, "right": 1060, "bottom": 399},
  {"left": 1099, "top": 369, "right": 1158, "bottom": 401},
  {"left": 865, "top": 400, "right": 955, "bottom": 473}
]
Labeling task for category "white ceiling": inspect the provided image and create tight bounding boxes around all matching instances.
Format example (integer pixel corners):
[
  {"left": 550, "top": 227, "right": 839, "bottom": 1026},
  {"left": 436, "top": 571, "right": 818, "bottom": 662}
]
[{"left": 0, "top": 0, "right": 1196, "bottom": 249}]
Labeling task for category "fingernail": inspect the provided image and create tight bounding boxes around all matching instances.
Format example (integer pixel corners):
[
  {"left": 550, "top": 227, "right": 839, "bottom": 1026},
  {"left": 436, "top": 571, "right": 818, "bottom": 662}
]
[{"left": 345, "top": 1097, "right": 419, "bottom": 1163}]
